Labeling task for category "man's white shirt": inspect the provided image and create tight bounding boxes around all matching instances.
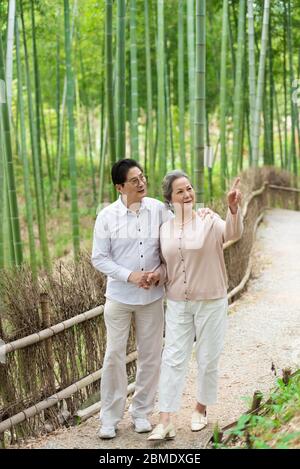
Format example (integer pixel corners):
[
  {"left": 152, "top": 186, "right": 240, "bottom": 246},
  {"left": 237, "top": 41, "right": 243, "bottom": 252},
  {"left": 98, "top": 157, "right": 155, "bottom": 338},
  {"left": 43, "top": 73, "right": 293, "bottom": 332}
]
[{"left": 92, "top": 196, "right": 172, "bottom": 305}]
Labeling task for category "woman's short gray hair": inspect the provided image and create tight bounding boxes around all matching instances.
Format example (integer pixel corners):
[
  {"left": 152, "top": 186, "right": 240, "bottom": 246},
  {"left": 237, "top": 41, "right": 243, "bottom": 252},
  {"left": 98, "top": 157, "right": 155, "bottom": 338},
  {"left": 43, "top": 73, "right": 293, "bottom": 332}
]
[{"left": 162, "top": 170, "right": 191, "bottom": 205}]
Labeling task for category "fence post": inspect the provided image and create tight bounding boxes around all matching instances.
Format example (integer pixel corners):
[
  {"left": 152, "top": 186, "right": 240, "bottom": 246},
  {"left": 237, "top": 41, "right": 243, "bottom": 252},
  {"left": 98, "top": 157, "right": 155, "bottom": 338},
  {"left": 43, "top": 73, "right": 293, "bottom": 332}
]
[
  {"left": 295, "top": 191, "right": 299, "bottom": 211},
  {"left": 40, "top": 293, "right": 56, "bottom": 394}
]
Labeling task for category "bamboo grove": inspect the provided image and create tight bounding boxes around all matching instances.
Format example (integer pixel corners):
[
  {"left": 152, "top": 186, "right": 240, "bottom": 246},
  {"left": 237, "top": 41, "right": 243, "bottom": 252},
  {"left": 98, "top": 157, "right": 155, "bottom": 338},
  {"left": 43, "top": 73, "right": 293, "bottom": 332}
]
[{"left": 0, "top": 0, "right": 300, "bottom": 273}]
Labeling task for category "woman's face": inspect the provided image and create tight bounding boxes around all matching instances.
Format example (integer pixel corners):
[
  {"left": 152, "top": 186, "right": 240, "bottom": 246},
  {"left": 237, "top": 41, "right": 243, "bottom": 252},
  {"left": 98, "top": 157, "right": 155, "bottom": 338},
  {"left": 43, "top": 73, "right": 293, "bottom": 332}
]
[{"left": 171, "top": 177, "right": 195, "bottom": 209}]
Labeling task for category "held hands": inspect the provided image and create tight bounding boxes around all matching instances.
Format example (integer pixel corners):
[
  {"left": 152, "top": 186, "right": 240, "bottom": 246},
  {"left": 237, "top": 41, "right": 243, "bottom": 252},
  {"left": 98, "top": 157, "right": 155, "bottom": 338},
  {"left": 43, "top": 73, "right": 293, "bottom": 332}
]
[
  {"left": 227, "top": 177, "right": 242, "bottom": 214},
  {"left": 145, "top": 271, "right": 160, "bottom": 288},
  {"left": 128, "top": 270, "right": 160, "bottom": 290}
]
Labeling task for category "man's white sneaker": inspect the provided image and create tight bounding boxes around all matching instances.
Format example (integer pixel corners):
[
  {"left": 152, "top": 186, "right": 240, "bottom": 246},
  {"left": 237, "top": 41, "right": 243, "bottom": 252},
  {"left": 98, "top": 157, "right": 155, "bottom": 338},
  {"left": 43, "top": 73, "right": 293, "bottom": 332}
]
[
  {"left": 98, "top": 426, "right": 116, "bottom": 439},
  {"left": 133, "top": 418, "right": 152, "bottom": 433}
]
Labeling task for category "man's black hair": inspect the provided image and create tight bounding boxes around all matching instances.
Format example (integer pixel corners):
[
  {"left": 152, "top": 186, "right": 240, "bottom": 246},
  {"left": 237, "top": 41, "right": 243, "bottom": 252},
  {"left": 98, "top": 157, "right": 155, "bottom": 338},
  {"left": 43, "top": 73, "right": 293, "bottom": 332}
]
[{"left": 111, "top": 159, "right": 143, "bottom": 185}]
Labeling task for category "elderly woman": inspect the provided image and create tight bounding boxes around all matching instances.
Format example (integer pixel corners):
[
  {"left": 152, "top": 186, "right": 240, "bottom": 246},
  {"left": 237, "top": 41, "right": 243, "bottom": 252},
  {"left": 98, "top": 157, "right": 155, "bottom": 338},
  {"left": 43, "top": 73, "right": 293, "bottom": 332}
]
[{"left": 147, "top": 170, "right": 243, "bottom": 441}]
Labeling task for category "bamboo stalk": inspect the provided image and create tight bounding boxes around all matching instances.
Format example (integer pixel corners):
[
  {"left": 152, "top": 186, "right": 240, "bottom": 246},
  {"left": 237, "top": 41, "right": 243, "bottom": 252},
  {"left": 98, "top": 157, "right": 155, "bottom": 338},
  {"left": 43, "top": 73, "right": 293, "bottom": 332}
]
[
  {"left": 252, "top": 0, "right": 270, "bottom": 166},
  {"left": 41, "top": 99, "right": 53, "bottom": 196},
  {"left": 165, "top": 58, "right": 175, "bottom": 170},
  {"left": 30, "top": 0, "right": 45, "bottom": 211},
  {"left": 105, "top": 0, "right": 116, "bottom": 170},
  {"left": 220, "top": 0, "right": 229, "bottom": 191},
  {"left": 15, "top": 17, "right": 37, "bottom": 277},
  {"left": 3, "top": 171, "right": 16, "bottom": 267},
  {"left": 178, "top": 0, "right": 186, "bottom": 172},
  {"left": 232, "top": 0, "right": 245, "bottom": 176},
  {"left": 194, "top": 0, "right": 206, "bottom": 202},
  {"left": 287, "top": 0, "right": 298, "bottom": 176},
  {"left": 247, "top": 0, "right": 256, "bottom": 163},
  {"left": 274, "top": 85, "right": 283, "bottom": 169},
  {"left": 157, "top": 0, "right": 166, "bottom": 183},
  {"left": 144, "top": 0, "right": 154, "bottom": 191},
  {"left": 187, "top": 0, "right": 195, "bottom": 176},
  {"left": 283, "top": 2, "right": 288, "bottom": 169},
  {"left": 116, "top": 0, "right": 126, "bottom": 160},
  {"left": 55, "top": 28, "right": 61, "bottom": 181},
  {"left": 20, "top": 1, "right": 50, "bottom": 271},
  {"left": 98, "top": 119, "right": 108, "bottom": 205},
  {"left": 268, "top": 14, "right": 274, "bottom": 165},
  {"left": 0, "top": 107, "right": 5, "bottom": 268},
  {"left": 55, "top": 0, "right": 77, "bottom": 208},
  {"left": 5, "top": 0, "right": 16, "bottom": 118},
  {"left": 64, "top": 0, "right": 80, "bottom": 260},
  {"left": 129, "top": 0, "right": 139, "bottom": 161},
  {"left": 78, "top": 48, "right": 97, "bottom": 206},
  {"left": 0, "top": 29, "right": 23, "bottom": 266},
  {"left": 99, "top": 60, "right": 105, "bottom": 173}
]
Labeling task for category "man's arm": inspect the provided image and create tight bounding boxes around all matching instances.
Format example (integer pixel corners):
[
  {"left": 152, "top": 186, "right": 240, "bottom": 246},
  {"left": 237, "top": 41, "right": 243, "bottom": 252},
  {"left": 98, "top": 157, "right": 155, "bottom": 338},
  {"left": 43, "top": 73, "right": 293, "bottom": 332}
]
[
  {"left": 91, "top": 213, "right": 132, "bottom": 282},
  {"left": 91, "top": 213, "right": 151, "bottom": 287}
]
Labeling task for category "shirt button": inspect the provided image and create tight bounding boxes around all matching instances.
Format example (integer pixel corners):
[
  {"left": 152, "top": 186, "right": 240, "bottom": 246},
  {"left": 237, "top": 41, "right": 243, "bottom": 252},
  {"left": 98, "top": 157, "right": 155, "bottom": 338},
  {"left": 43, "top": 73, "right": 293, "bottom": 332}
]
[
  {"left": 140, "top": 242, "right": 142, "bottom": 245},
  {"left": 141, "top": 255, "right": 143, "bottom": 258}
]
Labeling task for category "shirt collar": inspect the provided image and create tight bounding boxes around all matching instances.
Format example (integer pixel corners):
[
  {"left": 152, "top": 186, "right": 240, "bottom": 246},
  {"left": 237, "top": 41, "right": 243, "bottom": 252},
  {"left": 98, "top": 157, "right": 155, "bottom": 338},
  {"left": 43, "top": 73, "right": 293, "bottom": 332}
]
[{"left": 117, "top": 196, "right": 150, "bottom": 215}]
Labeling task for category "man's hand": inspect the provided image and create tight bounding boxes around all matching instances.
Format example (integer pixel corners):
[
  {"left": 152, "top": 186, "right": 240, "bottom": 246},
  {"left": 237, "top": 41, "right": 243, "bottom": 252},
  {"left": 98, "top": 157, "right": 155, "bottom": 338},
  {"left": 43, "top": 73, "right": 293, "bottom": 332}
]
[
  {"left": 144, "top": 270, "right": 161, "bottom": 288},
  {"left": 227, "top": 177, "right": 242, "bottom": 214},
  {"left": 128, "top": 271, "right": 150, "bottom": 288},
  {"left": 128, "top": 272, "right": 150, "bottom": 287}
]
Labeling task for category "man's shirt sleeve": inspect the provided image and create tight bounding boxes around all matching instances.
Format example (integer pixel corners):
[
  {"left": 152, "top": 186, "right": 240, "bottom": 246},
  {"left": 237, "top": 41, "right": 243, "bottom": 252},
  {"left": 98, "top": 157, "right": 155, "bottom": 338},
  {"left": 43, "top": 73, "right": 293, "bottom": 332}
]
[{"left": 91, "top": 212, "right": 132, "bottom": 282}]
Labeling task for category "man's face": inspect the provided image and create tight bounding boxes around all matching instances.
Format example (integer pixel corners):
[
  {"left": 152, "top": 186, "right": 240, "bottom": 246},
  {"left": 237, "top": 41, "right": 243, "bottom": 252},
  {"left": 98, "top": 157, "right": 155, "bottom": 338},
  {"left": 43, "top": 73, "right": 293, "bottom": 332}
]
[{"left": 116, "top": 166, "right": 147, "bottom": 204}]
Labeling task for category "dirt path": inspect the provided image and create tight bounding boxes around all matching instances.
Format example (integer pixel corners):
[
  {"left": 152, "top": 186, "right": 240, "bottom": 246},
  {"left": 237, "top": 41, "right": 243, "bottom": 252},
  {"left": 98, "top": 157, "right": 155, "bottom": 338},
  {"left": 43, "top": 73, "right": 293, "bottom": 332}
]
[{"left": 19, "top": 208, "right": 300, "bottom": 449}]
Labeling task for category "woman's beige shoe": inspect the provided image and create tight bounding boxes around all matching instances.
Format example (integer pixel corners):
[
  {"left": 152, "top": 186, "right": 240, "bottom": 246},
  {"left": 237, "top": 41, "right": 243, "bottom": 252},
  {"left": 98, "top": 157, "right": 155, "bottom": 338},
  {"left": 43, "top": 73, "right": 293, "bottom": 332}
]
[
  {"left": 147, "top": 423, "right": 176, "bottom": 441},
  {"left": 191, "top": 411, "right": 208, "bottom": 431}
]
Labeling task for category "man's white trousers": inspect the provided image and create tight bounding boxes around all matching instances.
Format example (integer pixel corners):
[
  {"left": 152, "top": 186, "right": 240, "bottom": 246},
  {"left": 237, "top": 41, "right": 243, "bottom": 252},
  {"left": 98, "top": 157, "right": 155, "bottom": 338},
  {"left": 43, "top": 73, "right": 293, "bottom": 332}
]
[{"left": 100, "top": 297, "right": 164, "bottom": 427}]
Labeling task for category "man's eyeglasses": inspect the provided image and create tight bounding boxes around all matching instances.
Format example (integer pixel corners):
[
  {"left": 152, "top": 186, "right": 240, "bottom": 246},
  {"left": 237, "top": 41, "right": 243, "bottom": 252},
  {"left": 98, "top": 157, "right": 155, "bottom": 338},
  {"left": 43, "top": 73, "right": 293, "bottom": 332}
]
[{"left": 126, "top": 174, "right": 147, "bottom": 187}]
